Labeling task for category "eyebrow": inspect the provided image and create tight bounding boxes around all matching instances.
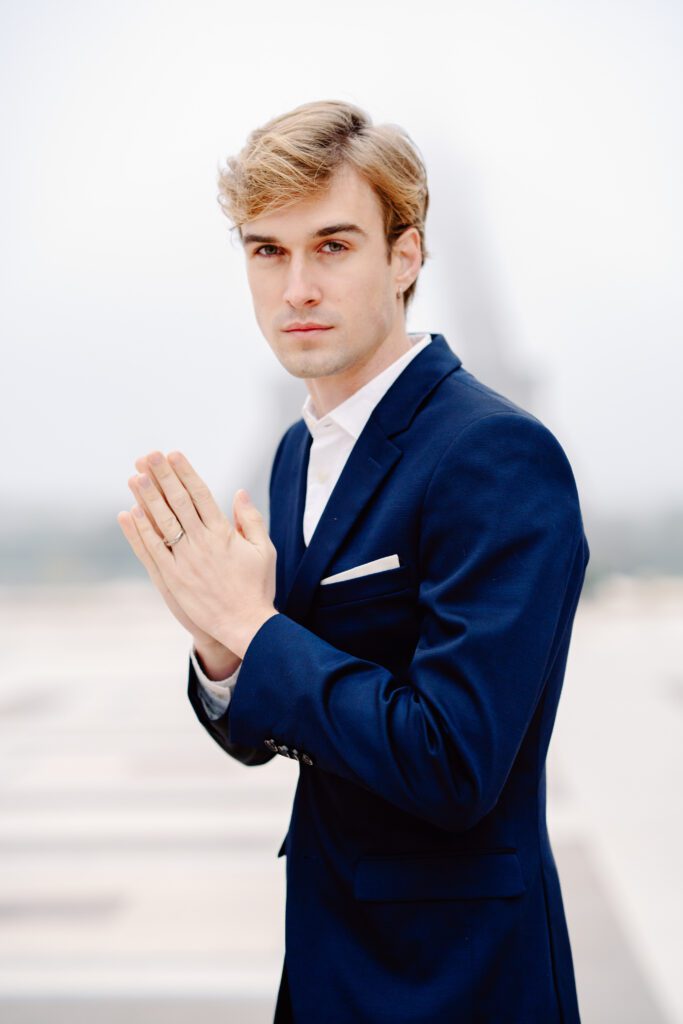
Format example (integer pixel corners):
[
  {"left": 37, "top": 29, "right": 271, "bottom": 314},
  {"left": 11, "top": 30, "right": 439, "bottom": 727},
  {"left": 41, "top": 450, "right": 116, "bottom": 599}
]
[{"left": 241, "top": 222, "right": 368, "bottom": 247}]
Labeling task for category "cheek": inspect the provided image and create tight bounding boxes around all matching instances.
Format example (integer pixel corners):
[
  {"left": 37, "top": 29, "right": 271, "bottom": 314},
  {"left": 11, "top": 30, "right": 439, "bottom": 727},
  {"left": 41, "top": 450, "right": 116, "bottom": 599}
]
[
  {"left": 248, "top": 275, "right": 268, "bottom": 303},
  {"left": 354, "top": 269, "right": 395, "bottom": 326},
  {"left": 341, "top": 264, "right": 389, "bottom": 310},
  {"left": 248, "top": 278, "right": 277, "bottom": 322}
]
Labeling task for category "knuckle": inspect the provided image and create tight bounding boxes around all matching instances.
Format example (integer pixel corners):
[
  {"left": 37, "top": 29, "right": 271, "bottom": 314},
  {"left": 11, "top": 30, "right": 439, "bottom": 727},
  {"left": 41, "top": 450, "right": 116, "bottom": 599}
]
[
  {"left": 173, "top": 491, "right": 191, "bottom": 513},
  {"left": 193, "top": 483, "right": 212, "bottom": 504},
  {"left": 161, "top": 511, "right": 178, "bottom": 532}
]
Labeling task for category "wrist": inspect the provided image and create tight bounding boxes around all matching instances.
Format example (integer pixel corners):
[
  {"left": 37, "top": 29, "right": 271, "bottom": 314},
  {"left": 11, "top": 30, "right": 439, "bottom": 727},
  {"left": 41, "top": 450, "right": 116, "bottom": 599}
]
[
  {"left": 227, "top": 607, "right": 280, "bottom": 661},
  {"left": 193, "top": 639, "right": 242, "bottom": 681}
]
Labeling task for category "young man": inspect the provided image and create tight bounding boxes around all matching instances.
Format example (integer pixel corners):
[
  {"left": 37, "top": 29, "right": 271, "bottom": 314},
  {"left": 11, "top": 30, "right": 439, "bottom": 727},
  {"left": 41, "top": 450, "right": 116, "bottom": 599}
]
[{"left": 119, "top": 100, "right": 590, "bottom": 1023}]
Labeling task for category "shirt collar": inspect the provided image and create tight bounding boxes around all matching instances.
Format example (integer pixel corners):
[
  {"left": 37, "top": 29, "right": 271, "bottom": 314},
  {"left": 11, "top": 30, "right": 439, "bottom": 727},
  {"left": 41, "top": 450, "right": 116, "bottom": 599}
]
[{"left": 301, "top": 332, "right": 432, "bottom": 441}]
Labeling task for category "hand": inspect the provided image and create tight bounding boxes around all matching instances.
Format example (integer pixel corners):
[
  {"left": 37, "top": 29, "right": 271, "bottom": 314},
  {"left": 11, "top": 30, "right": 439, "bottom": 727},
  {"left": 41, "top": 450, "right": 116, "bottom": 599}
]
[
  {"left": 118, "top": 454, "right": 240, "bottom": 658},
  {"left": 117, "top": 450, "right": 278, "bottom": 659}
]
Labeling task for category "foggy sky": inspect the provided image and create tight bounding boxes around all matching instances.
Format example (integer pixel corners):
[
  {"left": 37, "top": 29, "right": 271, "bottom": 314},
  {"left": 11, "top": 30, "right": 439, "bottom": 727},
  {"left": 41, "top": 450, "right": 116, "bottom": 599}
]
[{"left": 1, "top": 0, "right": 680, "bottom": 527}]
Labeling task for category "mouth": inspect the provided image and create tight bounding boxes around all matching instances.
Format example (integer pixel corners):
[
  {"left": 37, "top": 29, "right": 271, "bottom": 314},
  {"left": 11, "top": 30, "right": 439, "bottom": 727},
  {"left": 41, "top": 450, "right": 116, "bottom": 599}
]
[{"left": 283, "top": 325, "right": 334, "bottom": 335}]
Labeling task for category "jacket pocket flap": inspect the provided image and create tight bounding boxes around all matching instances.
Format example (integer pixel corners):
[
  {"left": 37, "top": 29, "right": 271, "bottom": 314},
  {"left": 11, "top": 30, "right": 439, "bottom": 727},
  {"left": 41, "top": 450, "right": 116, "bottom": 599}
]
[{"left": 354, "top": 850, "right": 526, "bottom": 902}]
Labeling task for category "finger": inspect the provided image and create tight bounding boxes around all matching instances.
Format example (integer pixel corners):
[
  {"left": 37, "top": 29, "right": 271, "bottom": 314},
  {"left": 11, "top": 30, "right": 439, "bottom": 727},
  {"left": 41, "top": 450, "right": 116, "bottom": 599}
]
[
  {"left": 135, "top": 455, "right": 176, "bottom": 516},
  {"left": 130, "top": 465, "right": 196, "bottom": 545},
  {"left": 117, "top": 508, "right": 171, "bottom": 591},
  {"left": 232, "top": 489, "right": 267, "bottom": 547},
  {"left": 232, "top": 491, "right": 245, "bottom": 538},
  {"left": 133, "top": 455, "right": 190, "bottom": 540},
  {"left": 141, "top": 451, "right": 208, "bottom": 540},
  {"left": 127, "top": 502, "right": 174, "bottom": 575},
  {"left": 164, "top": 450, "right": 226, "bottom": 530},
  {"left": 128, "top": 473, "right": 168, "bottom": 541}
]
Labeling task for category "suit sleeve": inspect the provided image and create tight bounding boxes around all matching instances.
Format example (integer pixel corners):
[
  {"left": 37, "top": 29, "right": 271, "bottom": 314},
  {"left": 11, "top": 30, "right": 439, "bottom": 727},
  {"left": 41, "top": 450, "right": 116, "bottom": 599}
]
[
  {"left": 186, "top": 423, "right": 293, "bottom": 766},
  {"left": 224, "top": 412, "right": 590, "bottom": 826}
]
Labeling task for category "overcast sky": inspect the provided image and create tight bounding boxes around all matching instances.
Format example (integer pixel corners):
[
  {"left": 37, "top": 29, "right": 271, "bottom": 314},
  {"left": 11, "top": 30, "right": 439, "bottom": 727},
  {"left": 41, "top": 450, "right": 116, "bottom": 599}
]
[{"left": 1, "top": 0, "right": 680, "bottom": 528}]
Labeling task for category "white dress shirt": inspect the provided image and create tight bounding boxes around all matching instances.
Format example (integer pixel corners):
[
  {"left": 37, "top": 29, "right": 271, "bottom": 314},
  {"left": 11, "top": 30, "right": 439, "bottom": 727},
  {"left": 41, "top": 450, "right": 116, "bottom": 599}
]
[{"left": 192, "top": 332, "right": 433, "bottom": 720}]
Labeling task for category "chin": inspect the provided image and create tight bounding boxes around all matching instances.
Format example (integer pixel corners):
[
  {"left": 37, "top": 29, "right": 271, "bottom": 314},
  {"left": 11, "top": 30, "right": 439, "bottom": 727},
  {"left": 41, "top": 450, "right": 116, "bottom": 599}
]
[
  {"left": 274, "top": 351, "right": 316, "bottom": 377},
  {"left": 290, "top": 353, "right": 345, "bottom": 379}
]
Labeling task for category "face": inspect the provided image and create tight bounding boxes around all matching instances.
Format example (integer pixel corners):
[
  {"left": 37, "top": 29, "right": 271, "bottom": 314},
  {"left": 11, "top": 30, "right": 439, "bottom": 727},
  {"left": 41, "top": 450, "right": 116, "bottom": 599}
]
[{"left": 241, "top": 163, "right": 421, "bottom": 399}]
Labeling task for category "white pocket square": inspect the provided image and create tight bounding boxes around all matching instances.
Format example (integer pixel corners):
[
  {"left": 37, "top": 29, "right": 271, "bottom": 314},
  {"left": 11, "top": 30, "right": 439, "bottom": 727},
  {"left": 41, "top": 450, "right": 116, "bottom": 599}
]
[{"left": 320, "top": 554, "right": 400, "bottom": 585}]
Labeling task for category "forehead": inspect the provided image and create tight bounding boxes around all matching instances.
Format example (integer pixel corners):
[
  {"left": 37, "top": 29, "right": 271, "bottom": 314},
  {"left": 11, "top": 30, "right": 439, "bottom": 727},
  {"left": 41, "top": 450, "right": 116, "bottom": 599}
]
[{"left": 241, "top": 164, "right": 384, "bottom": 243}]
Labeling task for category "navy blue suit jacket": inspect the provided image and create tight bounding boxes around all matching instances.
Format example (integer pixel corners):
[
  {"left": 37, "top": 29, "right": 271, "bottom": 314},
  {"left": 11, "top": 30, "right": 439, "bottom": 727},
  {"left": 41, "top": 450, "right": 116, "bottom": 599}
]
[{"left": 188, "top": 333, "right": 590, "bottom": 1023}]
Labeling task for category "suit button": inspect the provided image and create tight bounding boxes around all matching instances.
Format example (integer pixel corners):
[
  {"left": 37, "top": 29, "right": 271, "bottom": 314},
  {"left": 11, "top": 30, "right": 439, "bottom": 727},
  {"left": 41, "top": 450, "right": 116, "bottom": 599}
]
[
  {"left": 264, "top": 738, "right": 278, "bottom": 752},
  {"left": 277, "top": 744, "right": 289, "bottom": 756},
  {"left": 301, "top": 754, "right": 314, "bottom": 766}
]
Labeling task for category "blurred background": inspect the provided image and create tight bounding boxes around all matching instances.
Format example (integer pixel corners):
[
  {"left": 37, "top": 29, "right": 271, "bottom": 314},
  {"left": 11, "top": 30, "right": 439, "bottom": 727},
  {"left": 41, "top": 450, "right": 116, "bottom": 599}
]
[{"left": 1, "top": 1, "right": 681, "bottom": 1021}]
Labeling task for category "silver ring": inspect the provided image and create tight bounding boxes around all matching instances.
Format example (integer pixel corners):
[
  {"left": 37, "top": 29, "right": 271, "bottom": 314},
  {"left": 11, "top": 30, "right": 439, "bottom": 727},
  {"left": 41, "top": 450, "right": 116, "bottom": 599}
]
[{"left": 163, "top": 528, "right": 185, "bottom": 548}]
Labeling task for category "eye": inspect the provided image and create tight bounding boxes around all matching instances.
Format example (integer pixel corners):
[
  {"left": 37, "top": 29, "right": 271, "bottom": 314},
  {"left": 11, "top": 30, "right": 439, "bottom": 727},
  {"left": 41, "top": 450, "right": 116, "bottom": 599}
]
[
  {"left": 320, "top": 240, "right": 348, "bottom": 254},
  {"left": 254, "top": 244, "right": 281, "bottom": 258},
  {"left": 252, "top": 240, "right": 348, "bottom": 258}
]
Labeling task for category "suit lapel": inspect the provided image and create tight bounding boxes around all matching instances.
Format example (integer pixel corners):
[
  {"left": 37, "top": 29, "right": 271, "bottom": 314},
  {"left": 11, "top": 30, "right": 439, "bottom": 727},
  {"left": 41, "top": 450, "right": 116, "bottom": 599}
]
[
  {"left": 282, "top": 420, "right": 403, "bottom": 622},
  {"left": 280, "top": 426, "right": 311, "bottom": 597},
  {"left": 278, "top": 333, "right": 462, "bottom": 622}
]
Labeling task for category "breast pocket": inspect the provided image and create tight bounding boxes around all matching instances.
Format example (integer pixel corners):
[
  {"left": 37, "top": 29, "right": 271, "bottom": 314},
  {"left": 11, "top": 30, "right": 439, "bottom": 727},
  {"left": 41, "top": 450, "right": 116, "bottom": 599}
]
[{"left": 316, "top": 563, "right": 413, "bottom": 608}]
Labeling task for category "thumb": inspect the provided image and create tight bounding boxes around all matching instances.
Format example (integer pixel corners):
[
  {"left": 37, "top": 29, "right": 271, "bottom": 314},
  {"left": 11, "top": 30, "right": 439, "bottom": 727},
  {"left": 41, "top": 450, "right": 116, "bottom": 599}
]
[
  {"left": 233, "top": 489, "right": 266, "bottom": 544},
  {"left": 232, "top": 491, "right": 246, "bottom": 538}
]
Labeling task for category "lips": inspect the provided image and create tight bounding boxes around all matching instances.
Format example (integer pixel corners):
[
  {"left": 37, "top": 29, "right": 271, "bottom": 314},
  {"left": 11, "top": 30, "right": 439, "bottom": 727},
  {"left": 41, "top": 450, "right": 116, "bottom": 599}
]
[{"left": 284, "top": 324, "right": 333, "bottom": 332}]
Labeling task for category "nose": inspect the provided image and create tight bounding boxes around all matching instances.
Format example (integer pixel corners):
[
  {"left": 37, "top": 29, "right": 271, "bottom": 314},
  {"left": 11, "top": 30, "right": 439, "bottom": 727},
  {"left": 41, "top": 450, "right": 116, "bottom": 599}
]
[{"left": 282, "top": 255, "right": 323, "bottom": 309}]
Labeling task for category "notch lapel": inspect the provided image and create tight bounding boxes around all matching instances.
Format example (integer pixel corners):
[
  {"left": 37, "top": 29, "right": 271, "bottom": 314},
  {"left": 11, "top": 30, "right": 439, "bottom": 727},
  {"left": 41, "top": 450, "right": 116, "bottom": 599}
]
[
  {"left": 278, "top": 426, "right": 311, "bottom": 601},
  {"left": 282, "top": 420, "right": 403, "bottom": 622},
  {"left": 278, "top": 333, "right": 462, "bottom": 623}
]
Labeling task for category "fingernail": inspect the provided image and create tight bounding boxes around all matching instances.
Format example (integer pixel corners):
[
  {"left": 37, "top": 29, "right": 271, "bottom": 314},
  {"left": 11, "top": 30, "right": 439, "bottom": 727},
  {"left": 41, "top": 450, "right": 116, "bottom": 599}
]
[{"left": 133, "top": 505, "right": 145, "bottom": 518}]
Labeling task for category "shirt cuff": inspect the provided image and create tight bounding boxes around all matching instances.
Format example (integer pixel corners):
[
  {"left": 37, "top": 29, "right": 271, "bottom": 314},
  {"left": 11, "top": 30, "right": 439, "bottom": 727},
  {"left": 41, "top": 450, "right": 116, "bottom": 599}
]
[{"left": 190, "top": 644, "right": 241, "bottom": 720}]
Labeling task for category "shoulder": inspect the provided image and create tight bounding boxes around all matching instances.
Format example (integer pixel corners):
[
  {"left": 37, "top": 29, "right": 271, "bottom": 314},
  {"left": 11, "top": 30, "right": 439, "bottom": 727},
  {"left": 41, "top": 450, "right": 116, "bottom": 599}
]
[
  {"left": 422, "top": 373, "right": 583, "bottom": 533},
  {"left": 422, "top": 365, "right": 576, "bottom": 481},
  {"left": 433, "top": 362, "right": 541, "bottom": 428}
]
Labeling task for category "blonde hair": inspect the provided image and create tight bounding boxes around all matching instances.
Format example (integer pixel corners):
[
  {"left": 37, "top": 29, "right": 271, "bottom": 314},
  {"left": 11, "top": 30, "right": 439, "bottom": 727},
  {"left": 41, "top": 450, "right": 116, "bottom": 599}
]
[{"left": 217, "top": 99, "right": 430, "bottom": 311}]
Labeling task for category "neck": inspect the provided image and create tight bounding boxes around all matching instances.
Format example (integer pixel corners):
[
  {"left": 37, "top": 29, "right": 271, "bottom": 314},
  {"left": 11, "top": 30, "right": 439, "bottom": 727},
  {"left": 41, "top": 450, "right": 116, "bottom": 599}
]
[{"left": 306, "top": 325, "right": 415, "bottom": 418}]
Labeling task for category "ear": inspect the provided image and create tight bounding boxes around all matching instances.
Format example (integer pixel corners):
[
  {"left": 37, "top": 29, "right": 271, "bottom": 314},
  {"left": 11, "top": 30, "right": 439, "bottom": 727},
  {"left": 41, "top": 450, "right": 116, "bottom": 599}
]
[{"left": 393, "top": 225, "right": 422, "bottom": 294}]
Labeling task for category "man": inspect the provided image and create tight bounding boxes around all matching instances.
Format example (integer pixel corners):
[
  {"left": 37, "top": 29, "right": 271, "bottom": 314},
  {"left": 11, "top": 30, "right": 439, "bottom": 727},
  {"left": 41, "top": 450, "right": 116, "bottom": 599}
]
[{"left": 118, "top": 100, "right": 590, "bottom": 1023}]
